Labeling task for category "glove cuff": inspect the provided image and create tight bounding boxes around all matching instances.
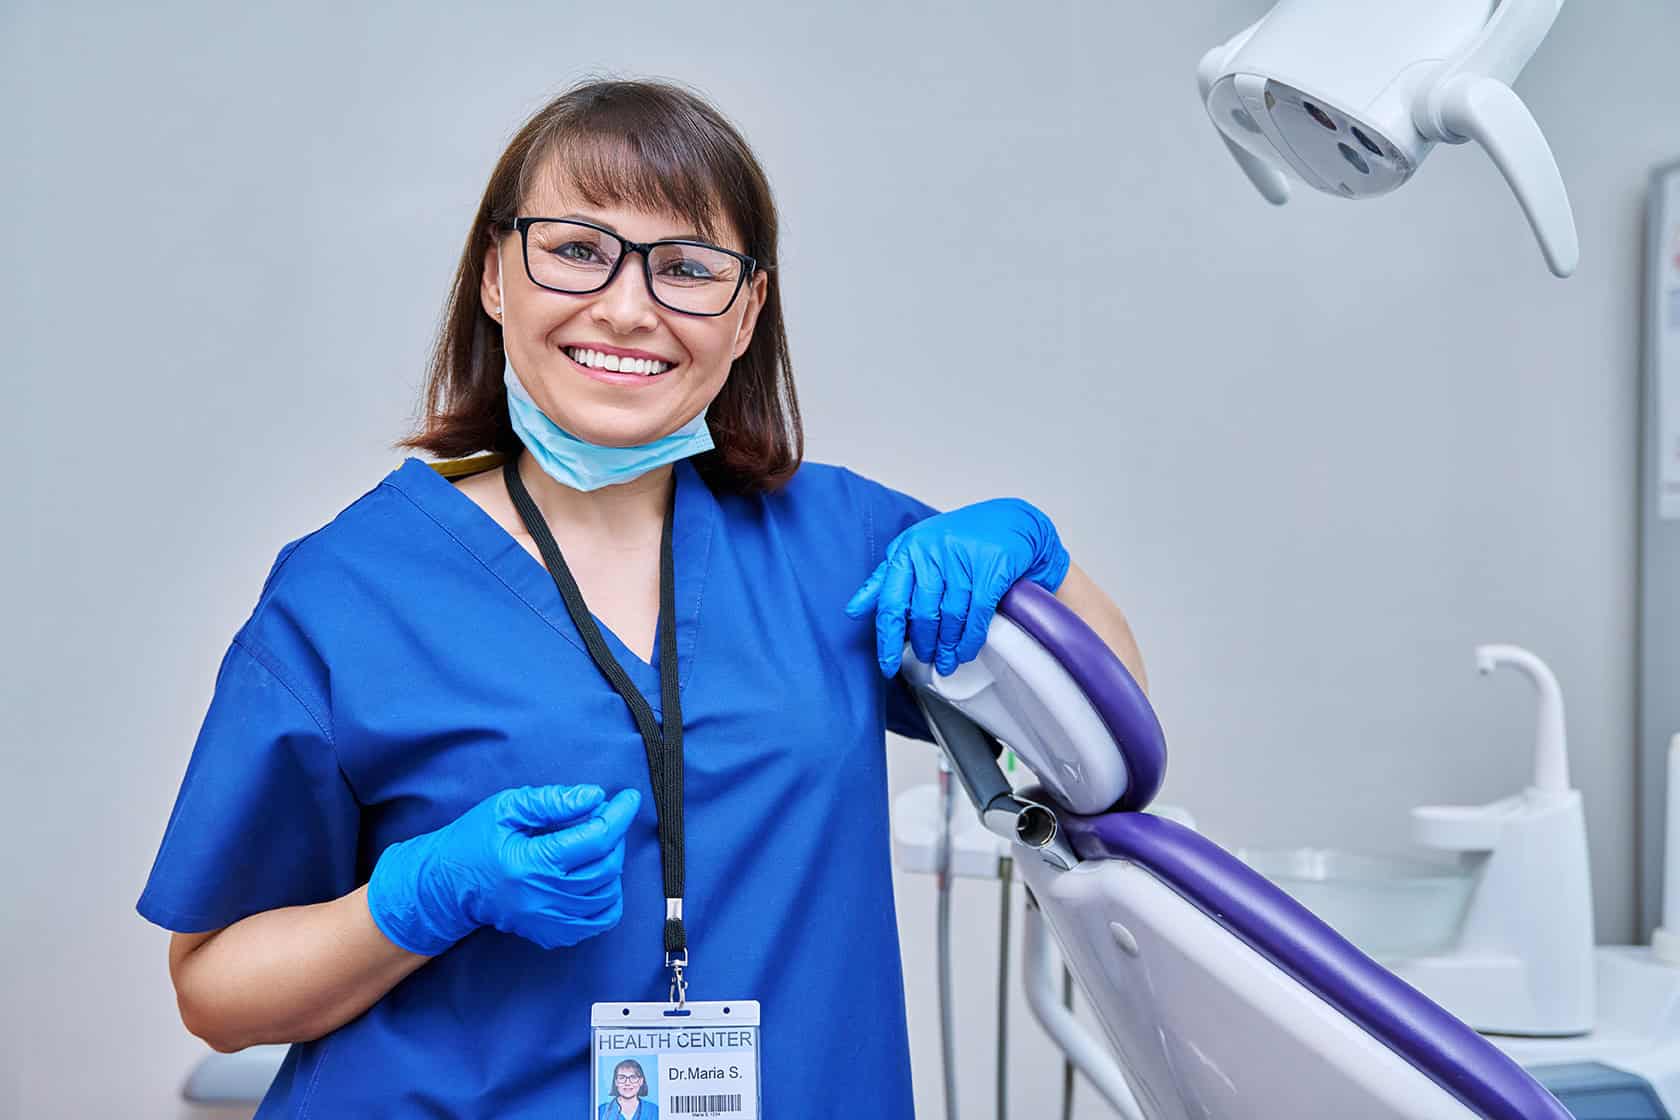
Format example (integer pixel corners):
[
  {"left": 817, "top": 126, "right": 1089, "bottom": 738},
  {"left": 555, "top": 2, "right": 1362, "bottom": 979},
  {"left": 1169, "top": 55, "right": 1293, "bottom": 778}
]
[
  {"left": 1015, "top": 499, "right": 1070, "bottom": 593},
  {"left": 1030, "top": 541, "right": 1071, "bottom": 594},
  {"left": 366, "top": 836, "right": 469, "bottom": 957}
]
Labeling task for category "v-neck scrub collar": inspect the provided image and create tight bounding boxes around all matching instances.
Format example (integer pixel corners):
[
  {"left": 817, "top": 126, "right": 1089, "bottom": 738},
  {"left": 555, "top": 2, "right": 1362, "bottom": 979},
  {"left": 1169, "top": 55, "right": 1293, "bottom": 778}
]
[{"left": 382, "top": 455, "right": 716, "bottom": 696}]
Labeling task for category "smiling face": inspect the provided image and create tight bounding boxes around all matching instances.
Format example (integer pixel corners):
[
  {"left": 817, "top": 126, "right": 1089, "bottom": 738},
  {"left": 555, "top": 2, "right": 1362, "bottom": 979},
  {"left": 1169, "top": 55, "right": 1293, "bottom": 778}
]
[
  {"left": 483, "top": 170, "right": 768, "bottom": 450},
  {"left": 613, "top": 1062, "right": 645, "bottom": 1101}
]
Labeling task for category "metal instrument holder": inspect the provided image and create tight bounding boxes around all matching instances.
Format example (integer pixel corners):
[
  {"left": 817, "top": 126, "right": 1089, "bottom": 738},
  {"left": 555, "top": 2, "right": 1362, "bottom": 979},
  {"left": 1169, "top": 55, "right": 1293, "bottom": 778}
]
[{"left": 912, "top": 689, "right": 1078, "bottom": 872}]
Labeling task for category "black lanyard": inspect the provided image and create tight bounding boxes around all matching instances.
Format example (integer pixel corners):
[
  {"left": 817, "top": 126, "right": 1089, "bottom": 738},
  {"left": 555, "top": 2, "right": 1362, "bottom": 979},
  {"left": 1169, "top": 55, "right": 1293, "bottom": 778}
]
[{"left": 502, "top": 460, "right": 690, "bottom": 1002}]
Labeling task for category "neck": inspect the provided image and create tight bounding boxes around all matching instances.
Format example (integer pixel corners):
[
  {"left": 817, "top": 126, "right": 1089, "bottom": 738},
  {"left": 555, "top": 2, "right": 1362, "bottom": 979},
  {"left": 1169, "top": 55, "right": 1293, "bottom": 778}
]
[{"left": 516, "top": 450, "right": 673, "bottom": 540}]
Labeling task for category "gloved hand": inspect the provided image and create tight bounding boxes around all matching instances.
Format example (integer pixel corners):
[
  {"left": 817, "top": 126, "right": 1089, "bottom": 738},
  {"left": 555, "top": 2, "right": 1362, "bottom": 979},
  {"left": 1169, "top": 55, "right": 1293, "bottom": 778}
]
[
  {"left": 844, "top": 498, "right": 1070, "bottom": 678},
  {"left": 367, "top": 783, "right": 641, "bottom": 955}
]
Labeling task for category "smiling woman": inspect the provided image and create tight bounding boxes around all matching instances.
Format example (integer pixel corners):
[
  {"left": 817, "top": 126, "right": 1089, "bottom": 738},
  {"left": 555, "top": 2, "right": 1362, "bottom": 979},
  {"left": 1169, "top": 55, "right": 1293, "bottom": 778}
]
[{"left": 134, "top": 76, "right": 1145, "bottom": 1120}]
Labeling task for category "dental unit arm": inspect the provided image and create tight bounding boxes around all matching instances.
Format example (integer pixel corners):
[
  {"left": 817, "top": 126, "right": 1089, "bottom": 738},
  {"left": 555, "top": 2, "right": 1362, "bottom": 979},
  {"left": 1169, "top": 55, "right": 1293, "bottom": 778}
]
[{"left": 1198, "top": 0, "right": 1579, "bottom": 277}]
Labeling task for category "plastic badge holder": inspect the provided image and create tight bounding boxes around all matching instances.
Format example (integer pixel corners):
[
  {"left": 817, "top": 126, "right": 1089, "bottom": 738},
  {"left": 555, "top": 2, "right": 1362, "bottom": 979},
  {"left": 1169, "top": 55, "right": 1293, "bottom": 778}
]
[{"left": 592, "top": 1000, "right": 761, "bottom": 1119}]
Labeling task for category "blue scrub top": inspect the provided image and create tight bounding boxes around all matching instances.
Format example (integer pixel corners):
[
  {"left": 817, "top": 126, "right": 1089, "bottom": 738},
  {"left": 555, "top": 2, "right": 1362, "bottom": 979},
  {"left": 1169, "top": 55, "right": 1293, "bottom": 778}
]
[{"left": 137, "top": 455, "right": 939, "bottom": 1118}]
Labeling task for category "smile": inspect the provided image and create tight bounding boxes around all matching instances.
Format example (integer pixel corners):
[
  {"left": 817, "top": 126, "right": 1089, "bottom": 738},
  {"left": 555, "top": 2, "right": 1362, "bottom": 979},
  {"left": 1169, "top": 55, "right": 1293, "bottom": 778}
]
[{"left": 562, "top": 346, "right": 674, "bottom": 377}]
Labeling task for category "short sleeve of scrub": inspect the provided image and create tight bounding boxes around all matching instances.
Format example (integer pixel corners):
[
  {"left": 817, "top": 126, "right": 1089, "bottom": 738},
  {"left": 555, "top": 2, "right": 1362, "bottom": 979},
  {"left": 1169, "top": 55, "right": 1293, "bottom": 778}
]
[
  {"left": 844, "top": 468, "right": 942, "bottom": 744},
  {"left": 137, "top": 570, "right": 359, "bottom": 933}
]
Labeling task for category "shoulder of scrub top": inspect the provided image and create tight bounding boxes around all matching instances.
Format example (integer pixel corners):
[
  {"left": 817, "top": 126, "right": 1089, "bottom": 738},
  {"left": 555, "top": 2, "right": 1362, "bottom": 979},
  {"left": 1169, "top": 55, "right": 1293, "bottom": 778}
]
[
  {"left": 677, "top": 458, "right": 944, "bottom": 566},
  {"left": 251, "top": 452, "right": 504, "bottom": 594},
  {"left": 801, "top": 461, "right": 942, "bottom": 552},
  {"left": 224, "top": 455, "right": 474, "bottom": 711}
]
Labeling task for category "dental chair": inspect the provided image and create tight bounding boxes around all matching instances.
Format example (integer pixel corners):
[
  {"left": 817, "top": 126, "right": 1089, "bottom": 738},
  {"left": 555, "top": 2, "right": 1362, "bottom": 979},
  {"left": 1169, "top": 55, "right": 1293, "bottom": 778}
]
[{"left": 898, "top": 582, "right": 1572, "bottom": 1120}]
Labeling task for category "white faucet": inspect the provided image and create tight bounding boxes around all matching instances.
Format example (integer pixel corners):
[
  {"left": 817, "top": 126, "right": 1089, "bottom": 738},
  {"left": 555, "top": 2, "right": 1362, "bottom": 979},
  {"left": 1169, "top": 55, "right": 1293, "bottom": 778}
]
[{"left": 1474, "top": 643, "right": 1569, "bottom": 797}]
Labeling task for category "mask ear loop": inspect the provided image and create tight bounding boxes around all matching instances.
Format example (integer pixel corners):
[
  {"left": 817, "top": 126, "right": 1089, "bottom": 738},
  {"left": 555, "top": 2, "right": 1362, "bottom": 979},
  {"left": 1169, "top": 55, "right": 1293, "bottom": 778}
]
[{"left": 495, "top": 243, "right": 505, "bottom": 320}]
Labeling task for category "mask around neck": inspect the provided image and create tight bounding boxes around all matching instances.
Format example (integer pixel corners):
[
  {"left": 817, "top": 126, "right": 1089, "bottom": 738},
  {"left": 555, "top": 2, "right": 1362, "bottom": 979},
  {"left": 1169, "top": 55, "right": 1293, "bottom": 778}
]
[{"left": 501, "top": 356, "right": 714, "bottom": 492}]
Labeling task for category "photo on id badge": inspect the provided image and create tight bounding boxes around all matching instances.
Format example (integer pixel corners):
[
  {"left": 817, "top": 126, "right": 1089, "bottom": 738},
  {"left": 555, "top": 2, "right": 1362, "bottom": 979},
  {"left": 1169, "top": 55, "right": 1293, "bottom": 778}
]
[{"left": 598, "top": 1054, "right": 660, "bottom": 1119}]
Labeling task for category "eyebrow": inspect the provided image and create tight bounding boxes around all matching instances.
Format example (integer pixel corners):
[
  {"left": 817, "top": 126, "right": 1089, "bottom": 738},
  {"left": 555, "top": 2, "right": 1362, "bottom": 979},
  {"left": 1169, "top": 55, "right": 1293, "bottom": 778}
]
[{"left": 560, "top": 212, "right": 707, "bottom": 243}]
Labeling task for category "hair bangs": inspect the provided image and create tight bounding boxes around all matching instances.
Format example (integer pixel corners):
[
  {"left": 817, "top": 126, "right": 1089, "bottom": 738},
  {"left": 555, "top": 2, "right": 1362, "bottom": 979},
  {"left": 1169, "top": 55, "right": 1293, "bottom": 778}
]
[{"left": 524, "top": 123, "right": 727, "bottom": 246}]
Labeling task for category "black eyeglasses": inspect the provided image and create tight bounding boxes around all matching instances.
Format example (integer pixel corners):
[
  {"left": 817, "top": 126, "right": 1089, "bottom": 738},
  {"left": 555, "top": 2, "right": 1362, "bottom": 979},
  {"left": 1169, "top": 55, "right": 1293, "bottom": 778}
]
[{"left": 506, "top": 217, "right": 757, "bottom": 317}]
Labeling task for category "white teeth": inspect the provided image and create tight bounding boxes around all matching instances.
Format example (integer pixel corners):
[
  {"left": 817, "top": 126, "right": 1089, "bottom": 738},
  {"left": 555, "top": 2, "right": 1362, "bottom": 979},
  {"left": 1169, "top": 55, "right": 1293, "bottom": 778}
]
[{"left": 565, "top": 347, "right": 672, "bottom": 375}]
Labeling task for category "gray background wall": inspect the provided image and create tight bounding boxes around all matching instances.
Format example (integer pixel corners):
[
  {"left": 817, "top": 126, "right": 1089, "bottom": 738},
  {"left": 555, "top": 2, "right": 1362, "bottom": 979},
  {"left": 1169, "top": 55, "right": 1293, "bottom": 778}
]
[{"left": 5, "top": 0, "right": 1678, "bottom": 1116}]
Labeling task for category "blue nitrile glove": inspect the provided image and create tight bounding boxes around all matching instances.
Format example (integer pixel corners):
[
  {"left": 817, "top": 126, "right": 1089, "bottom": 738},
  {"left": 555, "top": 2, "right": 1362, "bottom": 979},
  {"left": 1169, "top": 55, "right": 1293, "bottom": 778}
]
[
  {"left": 367, "top": 784, "right": 641, "bottom": 955},
  {"left": 844, "top": 498, "right": 1070, "bottom": 679}
]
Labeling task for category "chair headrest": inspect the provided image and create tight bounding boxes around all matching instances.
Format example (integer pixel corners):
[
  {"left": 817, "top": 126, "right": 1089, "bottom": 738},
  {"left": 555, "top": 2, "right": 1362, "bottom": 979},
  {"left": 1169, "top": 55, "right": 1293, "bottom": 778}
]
[{"left": 901, "top": 580, "right": 1166, "bottom": 814}]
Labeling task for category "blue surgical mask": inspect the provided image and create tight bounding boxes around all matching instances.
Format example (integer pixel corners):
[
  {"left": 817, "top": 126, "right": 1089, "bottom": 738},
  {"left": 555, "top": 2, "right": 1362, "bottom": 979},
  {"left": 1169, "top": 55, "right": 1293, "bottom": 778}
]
[{"left": 502, "top": 356, "right": 715, "bottom": 492}]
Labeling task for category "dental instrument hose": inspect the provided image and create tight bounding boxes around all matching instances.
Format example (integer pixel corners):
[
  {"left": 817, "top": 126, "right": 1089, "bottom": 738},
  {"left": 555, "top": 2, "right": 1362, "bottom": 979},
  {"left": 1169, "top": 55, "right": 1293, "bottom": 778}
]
[
  {"left": 997, "top": 854, "right": 1012, "bottom": 1120},
  {"left": 937, "top": 759, "right": 960, "bottom": 1120}
]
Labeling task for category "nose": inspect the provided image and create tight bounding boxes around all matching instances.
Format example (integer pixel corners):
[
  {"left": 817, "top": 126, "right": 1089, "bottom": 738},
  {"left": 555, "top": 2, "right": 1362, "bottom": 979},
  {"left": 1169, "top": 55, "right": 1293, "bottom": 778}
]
[{"left": 588, "top": 251, "right": 661, "bottom": 334}]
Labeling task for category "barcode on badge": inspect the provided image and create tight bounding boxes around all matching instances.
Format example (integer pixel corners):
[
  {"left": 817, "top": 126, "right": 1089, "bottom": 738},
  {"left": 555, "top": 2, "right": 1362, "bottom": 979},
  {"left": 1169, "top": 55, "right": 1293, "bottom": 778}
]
[{"left": 671, "top": 1093, "right": 743, "bottom": 1115}]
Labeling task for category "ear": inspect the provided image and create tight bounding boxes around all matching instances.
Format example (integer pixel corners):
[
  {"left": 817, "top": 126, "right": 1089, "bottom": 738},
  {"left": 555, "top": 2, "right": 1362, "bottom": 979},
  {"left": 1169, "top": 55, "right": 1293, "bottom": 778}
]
[
  {"left": 729, "top": 269, "right": 770, "bottom": 361},
  {"left": 479, "top": 229, "right": 506, "bottom": 323}
]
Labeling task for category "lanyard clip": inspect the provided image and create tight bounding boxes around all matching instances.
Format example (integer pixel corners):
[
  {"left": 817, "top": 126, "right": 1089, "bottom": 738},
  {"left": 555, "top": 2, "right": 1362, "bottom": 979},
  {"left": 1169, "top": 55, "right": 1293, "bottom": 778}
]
[
  {"left": 665, "top": 898, "right": 689, "bottom": 1009},
  {"left": 666, "top": 948, "right": 689, "bottom": 1010}
]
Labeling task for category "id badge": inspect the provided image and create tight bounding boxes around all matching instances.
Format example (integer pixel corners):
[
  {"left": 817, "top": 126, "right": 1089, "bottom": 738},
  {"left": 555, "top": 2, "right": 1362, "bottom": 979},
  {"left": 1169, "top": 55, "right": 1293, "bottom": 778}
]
[{"left": 591, "top": 1000, "right": 761, "bottom": 1119}]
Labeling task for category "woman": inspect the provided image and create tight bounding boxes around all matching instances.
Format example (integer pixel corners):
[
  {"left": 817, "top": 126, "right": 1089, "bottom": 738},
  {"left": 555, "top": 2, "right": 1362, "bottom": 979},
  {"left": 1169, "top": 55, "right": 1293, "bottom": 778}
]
[
  {"left": 600, "top": 1059, "right": 656, "bottom": 1120},
  {"left": 138, "top": 78, "right": 1146, "bottom": 1117}
]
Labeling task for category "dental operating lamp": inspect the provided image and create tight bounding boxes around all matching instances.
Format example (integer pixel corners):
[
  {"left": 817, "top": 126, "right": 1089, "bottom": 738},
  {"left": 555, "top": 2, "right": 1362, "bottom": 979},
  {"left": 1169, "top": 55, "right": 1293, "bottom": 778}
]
[{"left": 1199, "top": 0, "right": 1579, "bottom": 277}]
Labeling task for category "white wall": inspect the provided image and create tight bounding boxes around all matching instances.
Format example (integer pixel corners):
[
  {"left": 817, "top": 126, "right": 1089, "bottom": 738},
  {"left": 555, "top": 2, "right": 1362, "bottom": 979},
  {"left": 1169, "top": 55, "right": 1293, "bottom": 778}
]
[{"left": 5, "top": 0, "right": 1677, "bottom": 1116}]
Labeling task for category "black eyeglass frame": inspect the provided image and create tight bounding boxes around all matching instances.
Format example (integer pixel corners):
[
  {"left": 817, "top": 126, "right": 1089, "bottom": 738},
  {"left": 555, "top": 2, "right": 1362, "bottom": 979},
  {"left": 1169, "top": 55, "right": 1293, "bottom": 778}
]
[{"left": 506, "top": 216, "right": 759, "bottom": 318}]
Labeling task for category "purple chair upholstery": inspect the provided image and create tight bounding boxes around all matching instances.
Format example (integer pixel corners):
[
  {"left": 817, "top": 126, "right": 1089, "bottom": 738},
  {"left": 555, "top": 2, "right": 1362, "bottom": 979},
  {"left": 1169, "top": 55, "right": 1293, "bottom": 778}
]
[{"left": 995, "top": 581, "right": 1572, "bottom": 1120}]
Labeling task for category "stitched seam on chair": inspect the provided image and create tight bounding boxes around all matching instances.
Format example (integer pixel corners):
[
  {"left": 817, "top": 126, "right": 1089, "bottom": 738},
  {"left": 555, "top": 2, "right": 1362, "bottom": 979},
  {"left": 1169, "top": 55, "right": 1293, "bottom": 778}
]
[
  {"left": 231, "top": 637, "right": 335, "bottom": 746},
  {"left": 381, "top": 480, "right": 588, "bottom": 658}
]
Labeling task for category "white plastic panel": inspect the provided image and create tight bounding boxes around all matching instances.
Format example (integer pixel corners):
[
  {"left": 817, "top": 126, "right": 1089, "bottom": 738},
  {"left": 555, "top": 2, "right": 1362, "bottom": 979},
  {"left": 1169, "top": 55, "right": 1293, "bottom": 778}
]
[{"left": 1016, "top": 855, "right": 1483, "bottom": 1120}]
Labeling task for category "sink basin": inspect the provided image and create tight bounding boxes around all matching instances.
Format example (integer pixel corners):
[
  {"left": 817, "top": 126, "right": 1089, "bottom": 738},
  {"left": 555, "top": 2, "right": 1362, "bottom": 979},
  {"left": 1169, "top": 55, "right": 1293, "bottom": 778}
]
[{"left": 1235, "top": 847, "right": 1476, "bottom": 960}]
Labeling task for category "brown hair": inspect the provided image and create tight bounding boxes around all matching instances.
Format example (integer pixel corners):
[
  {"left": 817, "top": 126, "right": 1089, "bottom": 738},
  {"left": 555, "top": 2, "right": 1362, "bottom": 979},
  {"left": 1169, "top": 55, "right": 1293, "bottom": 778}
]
[{"left": 399, "top": 78, "right": 802, "bottom": 494}]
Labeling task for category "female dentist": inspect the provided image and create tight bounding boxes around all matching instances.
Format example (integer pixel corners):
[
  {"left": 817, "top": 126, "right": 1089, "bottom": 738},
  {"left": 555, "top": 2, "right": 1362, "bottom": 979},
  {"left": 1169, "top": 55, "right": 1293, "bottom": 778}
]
[{"left": 137, "top": 78, "right": 1146, "bottom": 1118}]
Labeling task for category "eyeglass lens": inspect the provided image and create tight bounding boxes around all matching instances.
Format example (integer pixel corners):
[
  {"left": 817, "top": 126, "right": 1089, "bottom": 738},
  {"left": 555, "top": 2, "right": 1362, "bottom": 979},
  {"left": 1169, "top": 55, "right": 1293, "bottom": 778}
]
[{"left": 524, "top": 220, "right": 744, "bottom": 315}]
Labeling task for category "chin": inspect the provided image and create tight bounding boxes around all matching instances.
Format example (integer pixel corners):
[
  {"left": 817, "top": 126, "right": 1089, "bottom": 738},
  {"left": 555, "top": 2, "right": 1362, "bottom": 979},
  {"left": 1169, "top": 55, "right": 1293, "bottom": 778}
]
[
  {"left": 569, "top": 421, "right": 678, "bottom": 447},
  {"left": 555, "top": 404, "right": 699, "bottom": 448}
]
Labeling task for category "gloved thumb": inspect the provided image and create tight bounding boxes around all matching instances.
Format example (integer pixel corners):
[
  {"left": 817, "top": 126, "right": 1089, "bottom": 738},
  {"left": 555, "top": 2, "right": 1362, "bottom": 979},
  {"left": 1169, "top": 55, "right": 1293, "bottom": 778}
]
[
  {"left": 845, "top": 562, "right": 888, "bottom": 618},
  {"left": 594, "top": 788, "right": 642, "bottom": 840},
  {"left": 528, "top": 788, "right": 642, "bottom": 870},
  {"left": 499, "top": 783, "right": 606, "bottom": 833}
]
